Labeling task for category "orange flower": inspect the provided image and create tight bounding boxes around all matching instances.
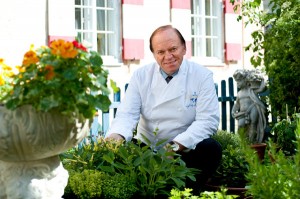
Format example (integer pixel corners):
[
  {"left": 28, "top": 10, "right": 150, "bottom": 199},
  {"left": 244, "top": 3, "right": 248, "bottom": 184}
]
[
  {"left": 45, "top": 65, "right": 55, "bottom": 80},
  {"left": 50, "top": 39, "right": 78, "bottom": 59},
  {"left": 22, "top": 50, "right": 39, "bottom": 66}
]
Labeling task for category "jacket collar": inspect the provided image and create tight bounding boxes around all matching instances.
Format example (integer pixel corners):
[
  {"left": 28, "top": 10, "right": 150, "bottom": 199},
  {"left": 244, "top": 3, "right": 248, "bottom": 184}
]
[{"left": 151, "top": 60, "right": 188, "bottom": 107}]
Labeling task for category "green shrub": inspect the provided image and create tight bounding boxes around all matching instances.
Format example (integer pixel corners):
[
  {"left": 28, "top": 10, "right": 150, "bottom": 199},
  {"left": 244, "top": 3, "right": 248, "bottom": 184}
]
[
  {"left": 69, "top": 170, "right": 102, "bottom": 199},
  {"left": 101, "top": 173, "right": 137, "bottom": 199},
  {"left": 242, "top": 117, "right": 300, "bottom": 198},
  {"left": 270, "top": 113, "right": 299, "bottom": 156},
  {"left": 264, "top": 1, "right": 300, "bottom": 117},
  {"left": 209, "top": 130, "right": 249, "bottom": 188},
  {"left": 64, "top": 170, "right": 137, "bottom": 199},
  {"left": 230, "top": 0, "right": 300, "bottom": 117}
]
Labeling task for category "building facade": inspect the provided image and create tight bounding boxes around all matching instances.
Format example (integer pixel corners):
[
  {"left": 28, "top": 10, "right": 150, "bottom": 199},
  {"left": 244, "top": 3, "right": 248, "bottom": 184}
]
[{"left": 0, "top": 0, "right": 256, "bottom": 97}]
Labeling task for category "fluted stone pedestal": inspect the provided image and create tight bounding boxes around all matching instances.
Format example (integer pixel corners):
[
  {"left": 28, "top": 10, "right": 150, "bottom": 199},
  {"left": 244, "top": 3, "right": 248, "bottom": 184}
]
[{"left": 0, "top": 105, "right": 89, "bottom": 199}]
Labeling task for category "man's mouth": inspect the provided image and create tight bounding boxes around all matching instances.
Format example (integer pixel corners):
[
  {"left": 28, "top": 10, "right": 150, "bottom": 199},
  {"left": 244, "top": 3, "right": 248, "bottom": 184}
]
[{"left": 164, "top": 60, "right": 176, "bottom": 65}]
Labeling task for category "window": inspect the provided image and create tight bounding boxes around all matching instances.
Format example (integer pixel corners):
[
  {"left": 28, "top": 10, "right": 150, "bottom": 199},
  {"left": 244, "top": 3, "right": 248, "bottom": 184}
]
[
  {"left": 75, "top": 0, "right": 121, "bottom": 62},
  {"left": 191, "top": 0, "right": 223, "bottom": 61}
]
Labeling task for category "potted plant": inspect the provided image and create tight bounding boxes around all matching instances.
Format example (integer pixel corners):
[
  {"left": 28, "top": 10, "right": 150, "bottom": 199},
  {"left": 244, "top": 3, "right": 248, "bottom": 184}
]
[
  {"left": 205, "top": 130, "right": 250, "bottom": 198},
  {"left": 0, "top": 39, "right": 112, "bottom": 199}
]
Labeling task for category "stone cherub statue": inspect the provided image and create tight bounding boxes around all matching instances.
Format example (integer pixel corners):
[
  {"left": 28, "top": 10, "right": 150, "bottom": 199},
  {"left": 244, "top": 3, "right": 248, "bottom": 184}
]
[{"left": 231, "top": 69, "right": 267, "bottom": 143}]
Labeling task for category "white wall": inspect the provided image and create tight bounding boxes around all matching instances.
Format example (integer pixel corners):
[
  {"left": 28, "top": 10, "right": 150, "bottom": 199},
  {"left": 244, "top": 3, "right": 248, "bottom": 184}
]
[
  {"left": 0, "top": 0, "right": 47, "bottom": 66},
  {"left": 48, "top": 0, "right": 76, "bottom": 37}
]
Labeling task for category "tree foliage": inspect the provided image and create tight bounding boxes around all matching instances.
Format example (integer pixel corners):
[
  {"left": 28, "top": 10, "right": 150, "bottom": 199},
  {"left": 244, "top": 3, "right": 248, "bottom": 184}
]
[{"left": 230, "top": 0, "right": 300, "bottom": 117}]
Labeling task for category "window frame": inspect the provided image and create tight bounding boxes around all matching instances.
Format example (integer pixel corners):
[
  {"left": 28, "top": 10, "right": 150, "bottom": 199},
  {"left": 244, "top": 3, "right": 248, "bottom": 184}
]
[
  {"left": 190, "top": 0, "right": 224, "bottom": 65},
  {"left": 75, "top": 0, "right": 122, "bottom": 65}
]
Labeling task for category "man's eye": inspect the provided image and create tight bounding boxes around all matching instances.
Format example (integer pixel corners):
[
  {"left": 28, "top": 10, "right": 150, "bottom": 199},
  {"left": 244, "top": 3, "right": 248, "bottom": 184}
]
[{"left": 171, "top": 48, "right": 177, "bottom": 52}]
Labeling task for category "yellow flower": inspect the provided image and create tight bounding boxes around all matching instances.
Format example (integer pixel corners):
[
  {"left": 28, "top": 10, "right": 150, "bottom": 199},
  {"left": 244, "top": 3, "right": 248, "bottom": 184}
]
[
  {"left": 50, "top": 39, "right": 78, "bottom": 59},
  {"left": 0, "top": 59, "right": 11, "bottom": 84},
  {"left": 16, "top": 65, "right": 26, "bottom": 73},
  {"left": 0, "top": 75, "right": 4, "bottom": 86},
  {"left": 0, "top": 59, "right": 11, "bottom": 71}
]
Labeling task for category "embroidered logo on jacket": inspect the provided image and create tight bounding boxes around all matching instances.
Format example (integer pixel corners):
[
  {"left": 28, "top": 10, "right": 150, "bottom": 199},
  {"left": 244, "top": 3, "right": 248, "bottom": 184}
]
[{"left": 186, "top": 92, "right": 198, "bottom": 108}]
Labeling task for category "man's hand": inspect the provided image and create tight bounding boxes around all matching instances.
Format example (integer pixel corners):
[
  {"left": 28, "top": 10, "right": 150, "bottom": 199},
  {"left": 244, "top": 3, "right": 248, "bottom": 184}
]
[
  {"left": 105, "top": 133, "right": 125, "bottom": 142},
  {"left": 164, "top": 141, "right": 189, "bottom": 153}
]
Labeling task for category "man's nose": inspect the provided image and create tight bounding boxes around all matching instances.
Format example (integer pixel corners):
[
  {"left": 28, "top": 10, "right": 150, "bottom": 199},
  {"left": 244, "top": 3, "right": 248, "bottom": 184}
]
[{"left": 165, "top": 51, "right": 173, "bottom": 59}]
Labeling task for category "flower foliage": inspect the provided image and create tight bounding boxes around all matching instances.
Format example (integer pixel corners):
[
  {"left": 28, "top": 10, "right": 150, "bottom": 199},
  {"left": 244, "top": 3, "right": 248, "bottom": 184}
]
[{"left": 0, "top": 39, "right": 111, "bottom": 119}]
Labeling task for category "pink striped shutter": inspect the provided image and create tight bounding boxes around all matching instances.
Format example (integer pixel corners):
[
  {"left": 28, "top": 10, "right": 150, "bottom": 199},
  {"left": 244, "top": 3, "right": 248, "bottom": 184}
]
[
  {"left": 170, "top": 0, "right": 192, "bottom": 59},
  {"left": 122, "top": 0, "right": 144, "bottom": 60},
  {"left": 224, "top": 0, "right": 242, "bottom": 62}
]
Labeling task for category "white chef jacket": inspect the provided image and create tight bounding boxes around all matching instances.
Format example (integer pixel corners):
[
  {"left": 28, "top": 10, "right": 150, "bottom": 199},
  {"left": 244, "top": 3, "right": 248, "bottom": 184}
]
[{"left": 106, "top": 59, "right": 220, "bottom": 150}]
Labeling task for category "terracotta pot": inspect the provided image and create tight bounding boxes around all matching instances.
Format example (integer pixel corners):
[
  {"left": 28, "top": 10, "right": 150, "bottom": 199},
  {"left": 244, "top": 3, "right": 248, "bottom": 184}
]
[
  {"left": 0, "top": 105, "right": 90, "bottom": 199},
  {"left": 251, "top": 143, "right": 267, "bottom": 162}
]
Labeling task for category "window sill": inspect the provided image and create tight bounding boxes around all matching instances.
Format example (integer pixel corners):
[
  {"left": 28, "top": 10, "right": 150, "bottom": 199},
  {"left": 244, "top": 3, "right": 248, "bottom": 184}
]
[
  {"left": 102, "top": 56, "right": 123, "bottom": 67},
  {"left": 189, "top": 57, "right": 225, "bottom": 67}
]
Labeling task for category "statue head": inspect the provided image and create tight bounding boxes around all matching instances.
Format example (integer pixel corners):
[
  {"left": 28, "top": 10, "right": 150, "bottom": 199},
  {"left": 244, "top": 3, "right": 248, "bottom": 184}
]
[
  {"left": 233, "top": 70, "right": 249, "bottom": 89},
  {"left": 233, "top": 69, "right": 265, "bottom": 91}
]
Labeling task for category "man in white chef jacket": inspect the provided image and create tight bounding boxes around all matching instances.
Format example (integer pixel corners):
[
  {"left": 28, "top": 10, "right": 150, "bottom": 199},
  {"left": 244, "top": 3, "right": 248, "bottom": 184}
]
[{"left": 105, "top": 25, "right": 222, "bottom": 192}]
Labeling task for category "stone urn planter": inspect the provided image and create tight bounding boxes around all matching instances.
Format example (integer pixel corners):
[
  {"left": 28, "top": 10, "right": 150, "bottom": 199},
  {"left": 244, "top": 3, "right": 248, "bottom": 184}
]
[{"left": 0, "top": 105, "right": 90, "bottom": 199}]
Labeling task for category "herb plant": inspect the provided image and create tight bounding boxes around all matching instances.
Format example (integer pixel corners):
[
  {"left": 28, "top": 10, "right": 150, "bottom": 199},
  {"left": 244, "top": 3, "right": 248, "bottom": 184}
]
[{"left": 61, "top": 138, "right": 198, "bottom": 198}]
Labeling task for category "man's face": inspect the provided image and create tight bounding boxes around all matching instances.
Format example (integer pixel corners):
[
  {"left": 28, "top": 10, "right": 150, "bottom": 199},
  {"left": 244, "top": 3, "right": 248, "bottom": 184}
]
[{"left": 151, "top": 28, "right": 186, "bottom": 75}]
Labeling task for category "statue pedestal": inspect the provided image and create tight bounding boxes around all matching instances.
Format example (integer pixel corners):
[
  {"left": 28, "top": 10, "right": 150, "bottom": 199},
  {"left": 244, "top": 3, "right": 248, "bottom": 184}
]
[
  {"left": 0, "top": 156, "right": 68, "bottom": 199},
  {"left": 0, "top": 105, "right": 89, "bottom": 199}
]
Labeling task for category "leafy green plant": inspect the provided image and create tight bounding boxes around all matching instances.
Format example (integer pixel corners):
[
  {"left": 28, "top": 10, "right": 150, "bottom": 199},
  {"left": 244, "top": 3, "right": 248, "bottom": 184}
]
[
  {"left": 241, "top": 117, "right": 300, "bottom": 198},
  {"left": 270, "top": 113, "right": 299, "bottom": 156},
  {"left": 61, "top": 138, "right": 123, "bottom": 172},
  {"left": 169, "top": 188, "right": 238, "bottom": 199},
  {"left": 107, "top": 141, "right": 198, "bottom": 197},
  {"left": 61, "top": 138, "right": 198, "bottom": 198},
  {"left": 209, "top": 130, "right": 249, "bottom": 188}
]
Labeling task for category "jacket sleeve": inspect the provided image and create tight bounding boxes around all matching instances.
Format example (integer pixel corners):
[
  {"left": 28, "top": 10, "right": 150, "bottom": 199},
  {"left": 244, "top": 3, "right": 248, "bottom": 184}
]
[
  {"left": 173, "top": 71, "right": 220, "bottom": 149},
  {"left": 105, "top": 72, "right": 141, "bottom": 141}
]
